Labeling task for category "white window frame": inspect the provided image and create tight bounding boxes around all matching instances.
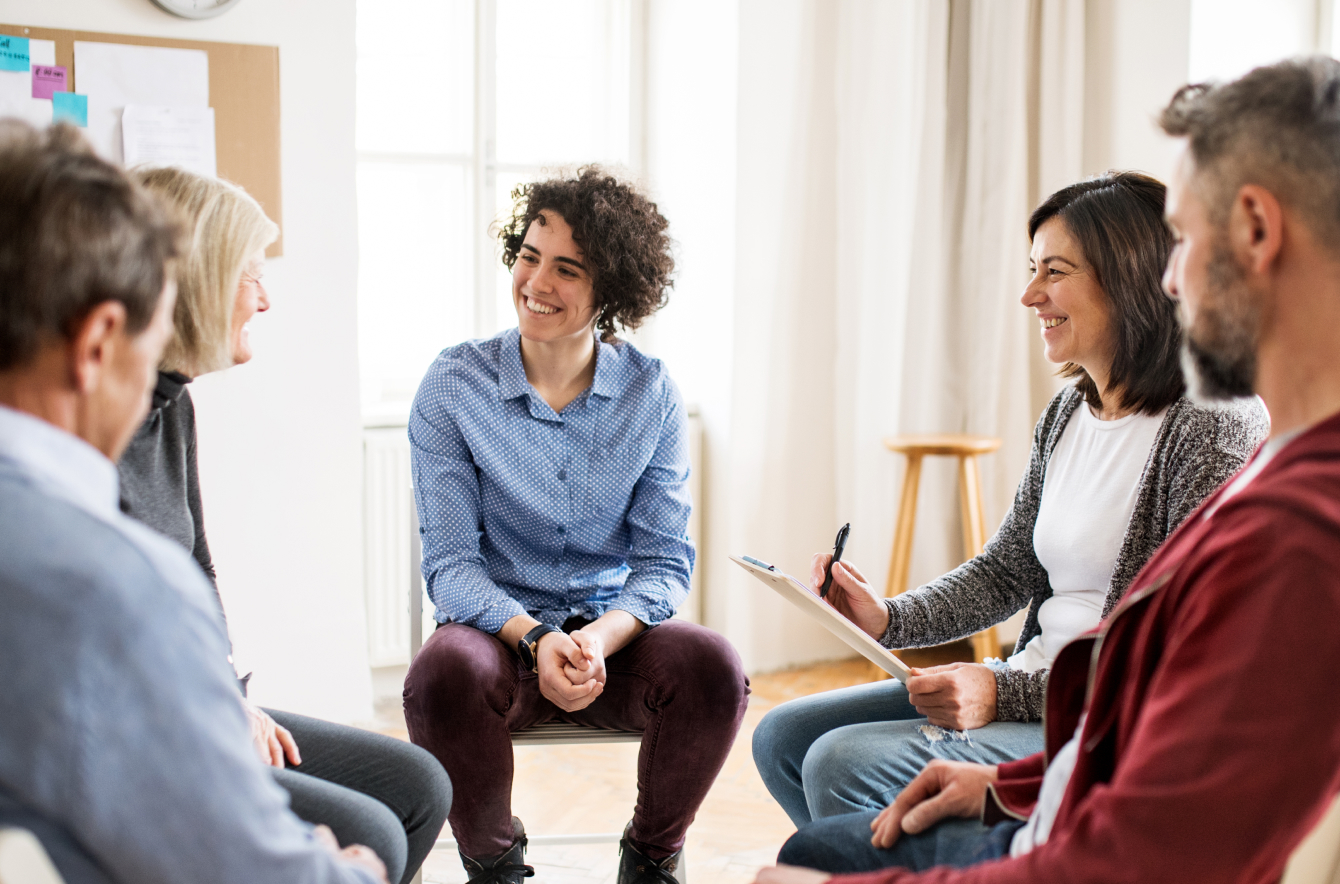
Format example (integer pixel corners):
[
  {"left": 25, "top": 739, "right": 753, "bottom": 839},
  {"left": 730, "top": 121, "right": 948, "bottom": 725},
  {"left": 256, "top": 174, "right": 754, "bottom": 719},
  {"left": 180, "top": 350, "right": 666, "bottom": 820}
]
[{"left": 356, "top": 1, "right": 649, "bottom": 427}]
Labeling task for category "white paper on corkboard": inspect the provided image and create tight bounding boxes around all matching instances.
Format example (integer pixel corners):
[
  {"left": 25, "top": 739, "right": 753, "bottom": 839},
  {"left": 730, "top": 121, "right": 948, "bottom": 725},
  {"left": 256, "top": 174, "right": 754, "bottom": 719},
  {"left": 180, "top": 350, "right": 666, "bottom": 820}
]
[{"left": 74, "top": 40, "right": 208, "bottom": 164}]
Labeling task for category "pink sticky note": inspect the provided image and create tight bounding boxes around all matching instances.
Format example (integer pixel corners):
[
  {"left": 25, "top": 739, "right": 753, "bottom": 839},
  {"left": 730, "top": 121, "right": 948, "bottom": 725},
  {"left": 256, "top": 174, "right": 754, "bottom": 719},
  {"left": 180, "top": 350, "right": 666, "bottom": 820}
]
[{"left": 32, "top": 65, "right": 67, "bottom": 101}]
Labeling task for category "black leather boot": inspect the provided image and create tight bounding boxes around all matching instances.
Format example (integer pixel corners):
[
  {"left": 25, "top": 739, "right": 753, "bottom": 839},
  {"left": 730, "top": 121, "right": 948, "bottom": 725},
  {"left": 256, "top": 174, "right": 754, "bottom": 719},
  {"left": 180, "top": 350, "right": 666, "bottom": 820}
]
[
  {"left": 617, "top": 823, "right": 684, "bottom": 884},
  {"left": 459, "top": 817, "right": 535, "bottom": 884}
]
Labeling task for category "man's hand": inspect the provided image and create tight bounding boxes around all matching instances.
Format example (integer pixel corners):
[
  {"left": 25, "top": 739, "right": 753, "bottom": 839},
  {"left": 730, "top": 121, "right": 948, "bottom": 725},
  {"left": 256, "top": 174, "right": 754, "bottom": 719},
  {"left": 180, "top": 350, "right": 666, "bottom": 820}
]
[
  {"left": 244, "top": 701, "right": 301, "bottom": 768},
  {"left": 906, "top": 662, "right": 999, "bottom": 730},
  {"left": 869, "top": 760, "right": 998, "bottom": 849},
  {"left": 566, "top": 629, "right": 608, "bottom": 686},
  {"left": 752, "top": 865, "right": 832, "bottom": 884},
  {"left": 312, "top": 825, "right": 389, "bottom": 884},
  {"left": 810, "top": 554, "right": 891, "bottom": 639},
  {"left": 537, "top": 631, "right": 603, "bottom": 712}
]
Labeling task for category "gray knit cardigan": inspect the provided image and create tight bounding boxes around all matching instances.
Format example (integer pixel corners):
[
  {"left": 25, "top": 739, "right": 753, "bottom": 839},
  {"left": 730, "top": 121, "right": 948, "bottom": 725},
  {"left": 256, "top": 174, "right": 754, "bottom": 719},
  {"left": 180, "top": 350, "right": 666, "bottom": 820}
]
[{"left": 879, "top": 386, "right": 1269, "bottom": 722}]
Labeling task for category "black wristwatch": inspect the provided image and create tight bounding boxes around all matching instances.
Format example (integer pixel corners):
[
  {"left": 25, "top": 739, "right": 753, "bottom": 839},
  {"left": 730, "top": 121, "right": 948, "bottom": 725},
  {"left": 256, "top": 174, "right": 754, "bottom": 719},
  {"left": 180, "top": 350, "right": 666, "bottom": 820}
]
[{"left": 517, "top": 624, "right": 562, "bottom": 673}]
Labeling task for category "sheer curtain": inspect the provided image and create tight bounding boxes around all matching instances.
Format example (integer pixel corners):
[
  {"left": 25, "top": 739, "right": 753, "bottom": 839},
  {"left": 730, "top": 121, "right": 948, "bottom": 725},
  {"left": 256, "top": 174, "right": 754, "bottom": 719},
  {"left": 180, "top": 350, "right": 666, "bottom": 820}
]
[{"left": 720, "top": 0, "right": 1078, "bottom": 670}]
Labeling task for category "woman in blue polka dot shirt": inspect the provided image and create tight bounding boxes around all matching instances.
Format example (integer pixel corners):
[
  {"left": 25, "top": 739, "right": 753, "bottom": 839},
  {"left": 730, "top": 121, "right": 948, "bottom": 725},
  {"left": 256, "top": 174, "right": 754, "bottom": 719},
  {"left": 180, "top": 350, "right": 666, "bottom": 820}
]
[{"left": 403, "top": 166, "right": 749, "bottom": 884}]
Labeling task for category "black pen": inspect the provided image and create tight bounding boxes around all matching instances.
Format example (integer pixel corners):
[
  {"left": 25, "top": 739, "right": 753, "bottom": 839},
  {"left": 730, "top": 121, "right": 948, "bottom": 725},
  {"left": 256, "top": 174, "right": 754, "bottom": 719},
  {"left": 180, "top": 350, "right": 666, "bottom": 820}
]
[{"left": 820, "top": 523, "right": 850, "bottom": 598}]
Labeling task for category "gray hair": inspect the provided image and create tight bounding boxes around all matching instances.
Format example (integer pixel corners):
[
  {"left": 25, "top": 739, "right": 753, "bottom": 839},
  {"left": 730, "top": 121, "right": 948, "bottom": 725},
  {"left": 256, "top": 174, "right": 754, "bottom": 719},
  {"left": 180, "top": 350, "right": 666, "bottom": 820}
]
[
  {"left": 1159, "top": 56, "right": 1340, "bottom": 249},
  {"left": 0, "top": 121, "right": 180, "bottom": 371}
]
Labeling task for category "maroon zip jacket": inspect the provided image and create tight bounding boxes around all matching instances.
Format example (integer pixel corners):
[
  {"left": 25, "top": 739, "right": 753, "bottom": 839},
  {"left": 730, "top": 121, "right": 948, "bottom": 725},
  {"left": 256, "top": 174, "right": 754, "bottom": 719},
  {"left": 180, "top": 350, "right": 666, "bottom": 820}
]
[{"left": 838, "top": 409, "right": 1340, "bottom": 884}]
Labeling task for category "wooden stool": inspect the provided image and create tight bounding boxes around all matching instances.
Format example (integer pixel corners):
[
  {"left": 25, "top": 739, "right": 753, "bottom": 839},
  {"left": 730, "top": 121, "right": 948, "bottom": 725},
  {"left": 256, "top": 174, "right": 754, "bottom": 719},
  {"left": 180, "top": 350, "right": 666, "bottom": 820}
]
[{"left": 883, "top": 433, "right": 1003, "bottom": 663}]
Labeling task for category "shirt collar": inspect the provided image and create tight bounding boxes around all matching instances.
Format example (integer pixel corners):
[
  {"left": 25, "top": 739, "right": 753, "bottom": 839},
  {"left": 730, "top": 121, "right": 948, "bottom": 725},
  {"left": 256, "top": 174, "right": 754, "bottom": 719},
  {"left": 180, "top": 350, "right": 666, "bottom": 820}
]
[
  {"left": 590, "top": 336, "right": 623, "bottom": 400},
  {"left": 497, "top": 329, "right": 628, "bottom": 406},
  {"left": 0, "top": 404, "right": 119, "bottom": 518},
  {"left": 497, "top": 328, "right": 532, "bottom": 402}
]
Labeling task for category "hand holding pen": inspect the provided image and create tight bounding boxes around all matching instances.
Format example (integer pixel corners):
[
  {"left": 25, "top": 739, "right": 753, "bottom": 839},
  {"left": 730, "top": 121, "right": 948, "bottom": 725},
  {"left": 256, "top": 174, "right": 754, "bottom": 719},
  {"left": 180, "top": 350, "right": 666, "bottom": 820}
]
[{"left": 811, "top": 533, "right": 891, "bottom": 639}]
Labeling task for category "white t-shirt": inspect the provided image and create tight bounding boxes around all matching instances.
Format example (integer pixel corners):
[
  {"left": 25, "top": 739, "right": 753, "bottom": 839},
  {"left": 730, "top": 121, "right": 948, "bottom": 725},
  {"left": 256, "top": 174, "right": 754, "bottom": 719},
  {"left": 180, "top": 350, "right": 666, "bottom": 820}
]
[
  {"left": 1011, "top": 429, "right": 1297, "bottom": 859},
  {"left": 1008, "top": 403, "right": 1166, "bottom": 674}
]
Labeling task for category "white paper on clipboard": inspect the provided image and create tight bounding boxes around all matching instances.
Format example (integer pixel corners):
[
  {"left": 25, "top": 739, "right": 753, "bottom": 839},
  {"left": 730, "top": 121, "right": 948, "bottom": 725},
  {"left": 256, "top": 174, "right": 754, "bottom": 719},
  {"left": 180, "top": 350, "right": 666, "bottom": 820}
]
[{"left": 731, "top": 555, "right": 912, "bottom": 682}]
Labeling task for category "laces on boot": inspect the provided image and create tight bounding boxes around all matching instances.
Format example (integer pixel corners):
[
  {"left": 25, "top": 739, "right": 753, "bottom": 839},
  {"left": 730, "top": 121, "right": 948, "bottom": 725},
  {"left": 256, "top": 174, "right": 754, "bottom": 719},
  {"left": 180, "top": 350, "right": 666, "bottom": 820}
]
[
  {"left": 618, "top": 825, "right": 683, "bottom": 884},
  {"left": 462, "top": 858, "right": 535, "bottom": 884},
  {"left": 626, "top": 858, "right": 680, "bottom": 884},
  {"left": 461, "top": 820, "right": 535, "bottom": 884}
]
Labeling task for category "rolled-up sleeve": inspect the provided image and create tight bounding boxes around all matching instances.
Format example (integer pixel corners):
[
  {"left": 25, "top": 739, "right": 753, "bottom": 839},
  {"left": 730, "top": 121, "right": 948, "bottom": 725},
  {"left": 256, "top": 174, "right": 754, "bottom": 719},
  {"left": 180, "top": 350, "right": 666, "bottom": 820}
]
[
  {"left": 409, "top": 367, "right": 526, "bottom": 633},
  {"left": 610, "top": 378, "right": 695, "bottom": 626}
]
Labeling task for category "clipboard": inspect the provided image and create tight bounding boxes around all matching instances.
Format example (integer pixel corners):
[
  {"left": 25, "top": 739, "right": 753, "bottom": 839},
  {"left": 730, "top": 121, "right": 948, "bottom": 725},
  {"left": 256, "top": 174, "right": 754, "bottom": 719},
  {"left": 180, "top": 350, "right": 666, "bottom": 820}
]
[{"left": 731, "top": 555, "right": 912, "bottom": 683}]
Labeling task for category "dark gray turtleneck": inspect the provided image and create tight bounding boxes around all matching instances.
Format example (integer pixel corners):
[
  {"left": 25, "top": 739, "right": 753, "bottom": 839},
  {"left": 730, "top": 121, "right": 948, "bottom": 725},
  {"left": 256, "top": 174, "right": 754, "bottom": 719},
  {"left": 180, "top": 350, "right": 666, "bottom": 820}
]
[{"left": 117, "top": 371, "right": 220, "bottom": 602}]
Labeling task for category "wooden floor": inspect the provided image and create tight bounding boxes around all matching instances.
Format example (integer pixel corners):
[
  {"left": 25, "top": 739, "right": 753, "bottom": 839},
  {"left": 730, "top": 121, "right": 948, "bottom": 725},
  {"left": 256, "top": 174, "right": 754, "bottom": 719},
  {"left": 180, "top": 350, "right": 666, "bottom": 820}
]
[{"left": 374, "top": 644, "right": 974, "bottom": 884}]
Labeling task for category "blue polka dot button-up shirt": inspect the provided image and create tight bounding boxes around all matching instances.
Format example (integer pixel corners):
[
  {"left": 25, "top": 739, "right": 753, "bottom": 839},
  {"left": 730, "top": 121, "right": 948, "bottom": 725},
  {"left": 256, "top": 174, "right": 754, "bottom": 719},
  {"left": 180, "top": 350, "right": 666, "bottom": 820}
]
[{"left": 409, "top": 327, "right": 695, "bottom": 633}]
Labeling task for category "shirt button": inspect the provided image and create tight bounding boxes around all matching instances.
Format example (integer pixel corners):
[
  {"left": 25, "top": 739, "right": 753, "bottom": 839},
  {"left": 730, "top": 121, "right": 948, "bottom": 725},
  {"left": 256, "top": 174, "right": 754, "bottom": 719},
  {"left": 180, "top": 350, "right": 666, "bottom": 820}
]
[
  {"left": 558, "top": 469, "right": 567, "bottom": 480},
  {"left": 557, "top": 526, "right": 565, "bottom": 534}
]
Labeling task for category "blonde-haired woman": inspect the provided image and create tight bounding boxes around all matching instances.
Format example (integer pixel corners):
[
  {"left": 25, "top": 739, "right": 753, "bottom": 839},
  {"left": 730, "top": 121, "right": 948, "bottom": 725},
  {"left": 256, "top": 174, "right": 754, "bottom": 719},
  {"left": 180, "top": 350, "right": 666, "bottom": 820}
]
[{"left": 117, "top": 167, "right": 451, "bottom": 884}]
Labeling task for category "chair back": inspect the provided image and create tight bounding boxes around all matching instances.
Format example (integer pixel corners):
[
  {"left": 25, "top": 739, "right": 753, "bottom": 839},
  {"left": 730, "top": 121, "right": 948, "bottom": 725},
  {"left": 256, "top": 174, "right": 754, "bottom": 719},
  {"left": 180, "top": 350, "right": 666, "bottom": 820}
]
[
  {"left": 0, "top": 829, "right": 65, "bottom": 884},
  {"left": 1283, "top": 793, "right": 1340, "bottom": 884}
]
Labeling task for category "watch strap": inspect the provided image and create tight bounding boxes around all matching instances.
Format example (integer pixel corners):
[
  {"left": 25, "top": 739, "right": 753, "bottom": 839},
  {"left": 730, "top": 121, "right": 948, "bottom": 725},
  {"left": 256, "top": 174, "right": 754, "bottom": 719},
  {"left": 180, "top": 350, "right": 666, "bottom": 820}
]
[{"left": 518, "top": 624, "right": 562, "bottom": 672}]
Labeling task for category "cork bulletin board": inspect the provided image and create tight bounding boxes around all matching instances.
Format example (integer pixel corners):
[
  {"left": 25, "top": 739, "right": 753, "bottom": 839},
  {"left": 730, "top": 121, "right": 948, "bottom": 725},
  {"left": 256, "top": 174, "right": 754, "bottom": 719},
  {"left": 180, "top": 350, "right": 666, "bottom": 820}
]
[{"left": 0, "top": 23, "right": 283, "bottom": 256}]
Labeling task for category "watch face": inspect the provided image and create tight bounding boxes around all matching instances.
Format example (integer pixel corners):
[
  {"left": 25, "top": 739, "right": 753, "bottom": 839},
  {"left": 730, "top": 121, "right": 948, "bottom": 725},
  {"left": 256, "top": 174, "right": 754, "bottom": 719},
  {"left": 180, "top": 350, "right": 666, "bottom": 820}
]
[{"left": 149, "top": 0, "right": 243, "bottom": 20}]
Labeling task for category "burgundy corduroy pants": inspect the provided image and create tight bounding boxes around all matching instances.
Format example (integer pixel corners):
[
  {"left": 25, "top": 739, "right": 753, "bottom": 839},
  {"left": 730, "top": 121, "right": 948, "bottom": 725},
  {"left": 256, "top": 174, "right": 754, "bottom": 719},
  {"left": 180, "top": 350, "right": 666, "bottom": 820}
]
[{"left": 403, "top": 618, "right": 749, "bottom": 860}]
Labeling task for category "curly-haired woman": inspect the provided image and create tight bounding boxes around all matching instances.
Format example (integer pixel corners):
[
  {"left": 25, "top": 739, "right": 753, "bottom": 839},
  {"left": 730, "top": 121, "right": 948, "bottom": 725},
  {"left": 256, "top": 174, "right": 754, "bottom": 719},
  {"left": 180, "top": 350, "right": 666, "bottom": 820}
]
[{"left": 403, "top": 166, "right": 748, "bottom": 884}]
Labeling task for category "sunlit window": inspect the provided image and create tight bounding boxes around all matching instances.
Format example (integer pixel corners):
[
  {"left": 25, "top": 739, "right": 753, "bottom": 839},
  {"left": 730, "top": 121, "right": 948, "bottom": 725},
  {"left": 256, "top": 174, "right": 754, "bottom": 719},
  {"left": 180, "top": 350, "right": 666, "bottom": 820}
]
[
  {"left": 355, "top": 0, "right": 637, "bottom": 423},
  {"left": 1188, "top": 0, "right": 1319, "bottom": 83}
]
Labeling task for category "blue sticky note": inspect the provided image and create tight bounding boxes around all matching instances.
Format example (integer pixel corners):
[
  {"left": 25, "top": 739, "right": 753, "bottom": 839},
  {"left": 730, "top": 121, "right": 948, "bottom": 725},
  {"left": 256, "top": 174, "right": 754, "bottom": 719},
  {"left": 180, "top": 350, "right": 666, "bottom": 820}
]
[
  {"left": 52, "top": 92, "right": 88, "bottom": 127},
  {"left": 0, "top": 35, "right": 30, "bottom": 72}
]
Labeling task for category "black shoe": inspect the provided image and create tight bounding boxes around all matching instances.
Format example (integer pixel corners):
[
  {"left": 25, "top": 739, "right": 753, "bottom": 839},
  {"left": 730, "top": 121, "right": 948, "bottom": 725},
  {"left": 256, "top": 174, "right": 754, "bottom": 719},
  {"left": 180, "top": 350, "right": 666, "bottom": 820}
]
[
  {"left": 460, "top": 817, "right": 535, "bottom": 884},
  {"left": 617, "top": 823, "right": 684, "bottom": 884}
]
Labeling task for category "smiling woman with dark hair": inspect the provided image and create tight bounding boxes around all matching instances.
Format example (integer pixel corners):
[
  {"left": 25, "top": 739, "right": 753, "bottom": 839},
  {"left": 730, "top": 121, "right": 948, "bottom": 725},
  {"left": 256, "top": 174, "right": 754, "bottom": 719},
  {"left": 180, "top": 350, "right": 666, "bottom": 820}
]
[
  {"left": 404, "top": 165, "right": 747, "bottom": 884},
  {"left": 752, "top": 171, "right": 1270, "bottom": 842}
]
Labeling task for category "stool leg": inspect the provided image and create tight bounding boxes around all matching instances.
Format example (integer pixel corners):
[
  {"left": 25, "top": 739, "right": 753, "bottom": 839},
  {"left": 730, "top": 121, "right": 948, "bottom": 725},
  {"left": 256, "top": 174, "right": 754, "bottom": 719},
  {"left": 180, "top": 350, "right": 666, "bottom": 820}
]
[
  {"left": 873, "top": 454, "right": 923, "bottom": 681},
  {"left": 885, "top": 453, "right": 923, "bottom": 598},
  {"left": 959, "top": 455, "right": 1001, "bottom": 662}
]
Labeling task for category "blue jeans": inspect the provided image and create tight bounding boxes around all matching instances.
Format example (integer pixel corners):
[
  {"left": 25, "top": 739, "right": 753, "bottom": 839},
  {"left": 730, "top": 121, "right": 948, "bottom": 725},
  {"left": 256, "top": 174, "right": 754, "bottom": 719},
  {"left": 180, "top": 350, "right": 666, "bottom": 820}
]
[
  {"left": 778, "top": 809, "right": 1024, "bottom": 874},
  {"left": 752, "top": 676, "right": 1043, "bottom": 825}
]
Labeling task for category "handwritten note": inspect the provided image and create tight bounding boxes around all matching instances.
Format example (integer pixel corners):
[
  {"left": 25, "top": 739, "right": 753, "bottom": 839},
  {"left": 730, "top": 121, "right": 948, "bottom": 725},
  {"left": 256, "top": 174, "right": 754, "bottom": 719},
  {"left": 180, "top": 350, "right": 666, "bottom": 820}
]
[
  {"left": 52, "top": 92, "right": 88, "bottom": 127},
  {"left": 0, "top": 35, "right": 28, "bottom": 72},
  {"left": 122, "top": 105, "right": 216, "bottom": 176},
  {"left": 32, "top": 65, "right": 66, "bottom": 100},
  {"left": 0, "top": 39, "right": 55, "bottom": 127}
]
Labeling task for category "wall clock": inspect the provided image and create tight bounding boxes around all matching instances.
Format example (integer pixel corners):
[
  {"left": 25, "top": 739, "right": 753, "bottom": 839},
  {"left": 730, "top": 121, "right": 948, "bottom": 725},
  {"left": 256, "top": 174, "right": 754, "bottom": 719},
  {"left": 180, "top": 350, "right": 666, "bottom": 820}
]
[{"left": 149, "top": 0, "right": 243, "bottom": 20}]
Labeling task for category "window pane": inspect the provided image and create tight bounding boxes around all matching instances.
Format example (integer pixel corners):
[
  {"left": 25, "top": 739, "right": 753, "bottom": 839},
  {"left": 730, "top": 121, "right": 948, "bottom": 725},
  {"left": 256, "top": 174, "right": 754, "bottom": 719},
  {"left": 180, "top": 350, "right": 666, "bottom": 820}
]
[
  {"left": 357, "top": 162, "right": 473, "bottom": 410},
  {"left": 356, "top": 0, "right": 473, "bottom": 155},
  {"left": 1188, "top": 0, "right": 1314, "bottom": 83},
  {"left": 495, "top": 0, "right": 632, "bottom": 167}
]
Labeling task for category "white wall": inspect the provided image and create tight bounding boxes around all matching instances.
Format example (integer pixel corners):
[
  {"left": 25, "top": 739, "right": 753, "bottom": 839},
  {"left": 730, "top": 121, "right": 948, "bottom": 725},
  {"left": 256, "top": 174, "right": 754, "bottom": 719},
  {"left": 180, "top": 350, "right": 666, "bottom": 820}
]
[
  {"left": 1084, "top": 0, "right": 1191, "bottom": 181},
  {"left": 643, "top": 0, "right": 851, "bottom": 672},
  {"left": 0, "top": 0, "right": 374, "bottom": 722},
  {"left": 642, "top": 1, "right": 748, "bottom": 651}
]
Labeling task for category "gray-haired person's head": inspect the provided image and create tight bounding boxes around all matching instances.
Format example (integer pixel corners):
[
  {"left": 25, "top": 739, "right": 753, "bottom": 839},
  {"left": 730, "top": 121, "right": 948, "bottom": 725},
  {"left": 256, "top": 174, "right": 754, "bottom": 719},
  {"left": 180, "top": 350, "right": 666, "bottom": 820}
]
[
  {"left": 0, "top": 121, "right": 180, "bottom": 372},
  {"left": 1159, "top": 56, "right": 1340, "bottom": 400}
]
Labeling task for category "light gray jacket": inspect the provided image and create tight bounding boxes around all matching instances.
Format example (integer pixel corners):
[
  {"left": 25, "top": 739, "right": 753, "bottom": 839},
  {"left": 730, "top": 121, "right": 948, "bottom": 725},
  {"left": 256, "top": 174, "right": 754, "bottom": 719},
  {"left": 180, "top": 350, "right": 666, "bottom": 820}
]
[
  {"left": 0, "top": 406, "right": 373, "bottom": 884},
  {"left": 879, "top": 386, "right": 1270, "bottom": 722}
]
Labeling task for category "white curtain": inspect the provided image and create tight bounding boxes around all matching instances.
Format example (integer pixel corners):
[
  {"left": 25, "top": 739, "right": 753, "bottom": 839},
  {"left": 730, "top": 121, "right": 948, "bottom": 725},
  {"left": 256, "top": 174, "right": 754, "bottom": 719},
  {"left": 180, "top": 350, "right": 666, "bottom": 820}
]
[{"left": 719, "top": 0, "right": 1078, "bottom": 671}]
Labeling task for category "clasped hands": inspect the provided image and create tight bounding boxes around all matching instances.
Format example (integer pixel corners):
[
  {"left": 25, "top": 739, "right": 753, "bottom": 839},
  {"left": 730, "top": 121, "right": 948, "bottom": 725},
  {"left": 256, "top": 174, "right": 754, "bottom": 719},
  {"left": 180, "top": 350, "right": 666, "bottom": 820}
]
[
  {"left": 809, "top": 553, "right": 999, "bottom": 731},
  {"left": 536, "top": 628, "right": 608, "bottom": 712}
]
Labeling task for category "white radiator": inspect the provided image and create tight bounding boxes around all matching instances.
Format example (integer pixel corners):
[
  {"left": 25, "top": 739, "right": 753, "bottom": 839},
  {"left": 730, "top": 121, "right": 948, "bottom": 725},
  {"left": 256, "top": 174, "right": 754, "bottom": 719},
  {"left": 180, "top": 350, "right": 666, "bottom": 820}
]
[
  {"left": 362, "top": 410, "right": 704, "bottom": 666},
  {"left": 361, "top": 427, "right": 422, "bottom": 667}
]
